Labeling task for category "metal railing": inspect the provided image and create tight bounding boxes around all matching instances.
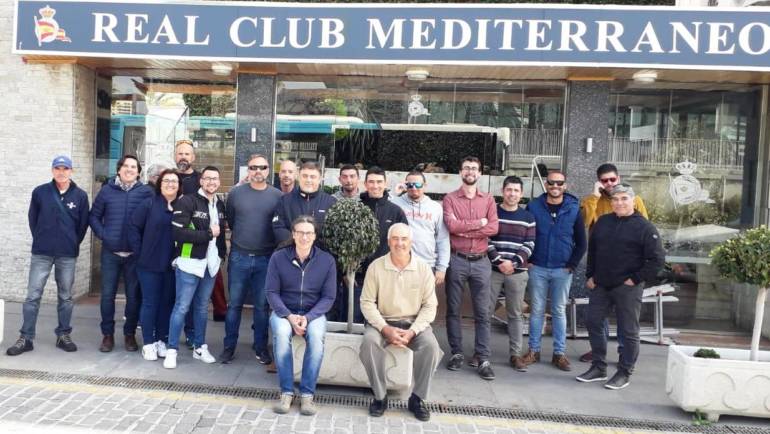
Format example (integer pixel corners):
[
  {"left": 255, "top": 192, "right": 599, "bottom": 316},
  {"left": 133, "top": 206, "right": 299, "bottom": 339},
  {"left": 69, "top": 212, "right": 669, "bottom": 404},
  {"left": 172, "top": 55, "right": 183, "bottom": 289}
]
[
  {"left": 507, "top": 128, "right": 562, "bottom": 158},
  {"left": 609, "top": 137, "right": 745, "bottom": 169}
]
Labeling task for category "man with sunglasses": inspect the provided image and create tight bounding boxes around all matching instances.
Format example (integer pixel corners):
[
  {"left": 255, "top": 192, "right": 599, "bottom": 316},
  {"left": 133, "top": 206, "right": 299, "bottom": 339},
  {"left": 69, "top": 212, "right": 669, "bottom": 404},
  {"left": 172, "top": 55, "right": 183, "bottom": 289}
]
[
  {"left": 220, "top": 154, "right": 283, "bottom": 365},
  {"left": 579, "top": 163, "right": 649, "bottom": 364},
  {"left": 391, "top": 171, "right": 450, "bottom": 286},
  {"left": 522, "top": 170, "right": 586, "bottom": 372}
]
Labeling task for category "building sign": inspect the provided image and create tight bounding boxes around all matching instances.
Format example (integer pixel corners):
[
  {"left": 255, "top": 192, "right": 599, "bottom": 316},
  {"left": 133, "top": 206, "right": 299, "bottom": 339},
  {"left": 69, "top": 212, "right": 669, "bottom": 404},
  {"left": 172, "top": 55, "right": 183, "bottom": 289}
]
[{"left": 12, "top": 0, "right": 770, "bottom": 71}]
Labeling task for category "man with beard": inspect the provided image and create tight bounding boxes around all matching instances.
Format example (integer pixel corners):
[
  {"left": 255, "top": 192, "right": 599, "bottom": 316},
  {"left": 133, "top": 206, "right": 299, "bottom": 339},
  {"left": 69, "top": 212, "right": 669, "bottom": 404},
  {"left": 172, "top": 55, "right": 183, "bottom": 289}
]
[
  {"left": 578, "top": 163, "right": 649, "bottom": 364},
  {"left": 442, "top": 156, "right": 499, "bottom": 381},
  {"left": 333, "top": 164, "right": 361, "bottom": 201},
  {"left": 276, "top": 159, "right": 297, "bottom": 194},
  {"left": 220, "top": 154, "right": 282, "bottom": 365},
  {"left": 522, "top": 170, "right": 587, "bottom": 372}
]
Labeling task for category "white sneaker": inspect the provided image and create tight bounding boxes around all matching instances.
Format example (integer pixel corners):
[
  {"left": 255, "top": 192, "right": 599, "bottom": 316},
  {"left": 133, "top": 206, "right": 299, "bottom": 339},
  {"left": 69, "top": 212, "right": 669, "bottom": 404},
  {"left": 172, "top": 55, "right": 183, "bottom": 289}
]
[
  {"left": 193, "top": 344, "right": 216, "bottom": 364},
  {"left": 142, "top": 343, "right": 158, "bottom": 361},
  {"left": 163, "top": 349, "right": 178, "bottom": 369},
  {"left": 155, "top": 340, "right": 168, "bottom": 358}
]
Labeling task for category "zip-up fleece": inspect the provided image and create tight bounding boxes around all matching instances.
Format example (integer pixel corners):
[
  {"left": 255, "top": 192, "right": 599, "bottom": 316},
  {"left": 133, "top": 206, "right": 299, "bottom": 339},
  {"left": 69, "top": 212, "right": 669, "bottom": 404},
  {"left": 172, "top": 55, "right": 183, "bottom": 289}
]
[
  {"left": 89, "top": 177, "right": 153, "bottom": 253},
  {"left": 171, "top": 191, "right": 226, "bottom": 260},
  {"left": 29, "top": 180, "right": 90, "bottom": 257},
  {"left": 587, "top": 212, "right": 665, "bottom": 288},
  {"left": 265, "top": 245, "right": 337, "bottom": 323},
  {"left": 272, "top": 188, "right": 337, "bottom": 245}
]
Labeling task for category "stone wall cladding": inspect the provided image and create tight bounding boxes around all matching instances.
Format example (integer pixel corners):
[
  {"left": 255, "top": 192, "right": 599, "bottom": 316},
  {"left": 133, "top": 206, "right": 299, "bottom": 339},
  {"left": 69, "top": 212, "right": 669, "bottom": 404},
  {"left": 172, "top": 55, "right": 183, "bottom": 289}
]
[{"left": 0, "top": 2, "right": 95, "bottom": 302}]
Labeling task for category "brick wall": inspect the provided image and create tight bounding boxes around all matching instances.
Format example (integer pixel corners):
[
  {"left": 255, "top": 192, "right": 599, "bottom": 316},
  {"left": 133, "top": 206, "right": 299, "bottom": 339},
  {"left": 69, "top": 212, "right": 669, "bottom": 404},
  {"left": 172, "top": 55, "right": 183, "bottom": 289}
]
[{"left": 0, "top": 2, "right": 95, "bottom": 302}]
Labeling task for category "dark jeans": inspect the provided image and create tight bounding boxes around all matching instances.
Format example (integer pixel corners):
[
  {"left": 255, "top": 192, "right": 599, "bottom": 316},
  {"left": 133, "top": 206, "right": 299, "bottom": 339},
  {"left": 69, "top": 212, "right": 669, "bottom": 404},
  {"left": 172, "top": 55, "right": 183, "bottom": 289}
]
[
  {"left": 445, "top": 254, "right": 492, "bottom": 360},
  {"left": 137, "top": 268, "right": 175, "bottom": 344},
  {"left": 21, "top": 255, "right": 76, "bottom": 340},
  {"left": 100, "top": 251, "right": 141, "bottom": 336},
  {"left": 224, "top": 251, "right": 270, "bottom": 352},
  {"left": 587, "top": 283, "right": 643, "bottom": 373}
]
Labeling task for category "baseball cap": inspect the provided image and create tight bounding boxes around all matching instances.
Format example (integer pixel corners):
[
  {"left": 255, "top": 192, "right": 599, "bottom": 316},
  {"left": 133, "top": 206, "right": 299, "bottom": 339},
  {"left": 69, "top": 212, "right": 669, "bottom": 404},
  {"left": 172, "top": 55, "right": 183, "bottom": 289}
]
[{"left": 52, "top": 155, "right": 73, "bottom": 169}]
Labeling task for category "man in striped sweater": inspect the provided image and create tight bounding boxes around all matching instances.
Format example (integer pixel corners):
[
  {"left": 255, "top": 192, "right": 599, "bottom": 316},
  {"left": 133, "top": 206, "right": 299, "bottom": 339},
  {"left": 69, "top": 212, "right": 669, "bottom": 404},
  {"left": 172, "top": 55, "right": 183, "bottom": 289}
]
[{"left": 487, "top": 176, "right": 536, "bottom": 372}]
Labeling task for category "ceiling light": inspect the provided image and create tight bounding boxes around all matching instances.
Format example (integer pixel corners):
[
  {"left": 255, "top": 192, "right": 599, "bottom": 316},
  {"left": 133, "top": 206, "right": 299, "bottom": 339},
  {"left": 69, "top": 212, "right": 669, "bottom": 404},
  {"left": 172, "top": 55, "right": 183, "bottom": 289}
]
[
  {"left": 405, "top": 69, "right": 430, "bottom": 81},
  {"left": 211, "top": 63, "right": 233, "bottom": 76},
  {"left": 632, "top": 70, "right": 658, "bottom": 83}
]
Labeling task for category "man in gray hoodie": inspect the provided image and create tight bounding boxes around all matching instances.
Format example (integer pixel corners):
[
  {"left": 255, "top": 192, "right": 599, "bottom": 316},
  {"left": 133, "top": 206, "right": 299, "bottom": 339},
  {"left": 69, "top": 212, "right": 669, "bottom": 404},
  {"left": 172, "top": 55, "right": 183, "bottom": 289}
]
[{"left": 391, "top": 171, "right": 450, "bottom": 285}]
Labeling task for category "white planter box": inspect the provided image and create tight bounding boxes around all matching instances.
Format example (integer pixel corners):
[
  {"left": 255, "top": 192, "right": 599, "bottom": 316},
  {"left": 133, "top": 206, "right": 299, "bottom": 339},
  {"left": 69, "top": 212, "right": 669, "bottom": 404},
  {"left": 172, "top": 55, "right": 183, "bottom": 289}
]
[
  {"left": 666, "top": 345, "right": 770, "bottom": 421},
  {"left": 291, "top": 322, "right": 414, "bottom": 395}
]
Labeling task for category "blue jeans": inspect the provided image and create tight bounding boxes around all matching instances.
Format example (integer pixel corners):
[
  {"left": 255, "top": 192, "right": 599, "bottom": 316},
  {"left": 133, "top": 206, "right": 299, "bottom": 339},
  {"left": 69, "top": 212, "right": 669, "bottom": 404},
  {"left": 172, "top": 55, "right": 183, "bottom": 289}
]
[
  {"left": 168, "top": 268, "right": 216, "bottom": 350},
  {"left": 224, "top": 251, "right": 270, "bottom": 352},
  {"left": 271, "top": 312, "right": 326, "bottom": 396},
  {"left": 137, "top": 268, "right": 175, "bottom": 344},
  {"left": 527, "top": 265, "right": 573, "bottom": 355},
  {"left": 20, "top": 254, "right": 76, "bottom": 339},
  {"left": 100, "top": 251, "right": 141, "bottom": 336}
]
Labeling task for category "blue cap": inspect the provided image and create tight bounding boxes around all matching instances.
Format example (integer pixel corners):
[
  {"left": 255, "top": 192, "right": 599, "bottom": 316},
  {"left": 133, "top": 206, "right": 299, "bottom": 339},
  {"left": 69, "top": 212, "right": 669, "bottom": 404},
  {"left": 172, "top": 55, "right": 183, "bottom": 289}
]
[{"left": 52, "top": 155, "right": 73, "bottom": 169}]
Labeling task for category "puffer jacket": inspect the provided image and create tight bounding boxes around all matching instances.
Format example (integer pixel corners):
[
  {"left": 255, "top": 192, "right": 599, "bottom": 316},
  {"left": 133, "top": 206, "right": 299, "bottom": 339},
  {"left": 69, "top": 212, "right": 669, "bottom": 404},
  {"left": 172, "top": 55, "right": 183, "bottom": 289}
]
[{"left": 89, "top": 177, "right": 153, "bottom": 253}]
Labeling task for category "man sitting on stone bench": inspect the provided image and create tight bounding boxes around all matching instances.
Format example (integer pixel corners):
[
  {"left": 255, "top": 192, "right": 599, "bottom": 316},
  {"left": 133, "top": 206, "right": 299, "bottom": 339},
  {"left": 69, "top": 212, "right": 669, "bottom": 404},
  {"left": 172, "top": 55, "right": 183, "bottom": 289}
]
[{"left": 359, "top": 223, "right": 443, "bottom": 422}]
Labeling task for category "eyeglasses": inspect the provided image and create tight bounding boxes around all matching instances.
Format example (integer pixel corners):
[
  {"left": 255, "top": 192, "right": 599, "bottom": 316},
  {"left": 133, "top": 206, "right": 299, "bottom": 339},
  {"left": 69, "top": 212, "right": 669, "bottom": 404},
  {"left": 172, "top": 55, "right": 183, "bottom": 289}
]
[
  {"left": 546, "top": 180, "right": 565, "bottom": 186},
  {"left": 248, "top": 165, "right": 269, "bottom": 171},
  {"left": 461, "top": 166, "right": 480, "bottom": 172},
  {"left": 160, "top": 179, "right": 179, "bottom": 184},
  {"left": 599, "top": 177, "right": 618, "bottom": 184},
  {"left": 201, "top": 177, "right": 219, "bottom": 182},
  {"left": 293, "top": 230, "right": 315, "bottom": 238},
  {"left": 405, "top": 182, "right": 423, "bottom": 189}
]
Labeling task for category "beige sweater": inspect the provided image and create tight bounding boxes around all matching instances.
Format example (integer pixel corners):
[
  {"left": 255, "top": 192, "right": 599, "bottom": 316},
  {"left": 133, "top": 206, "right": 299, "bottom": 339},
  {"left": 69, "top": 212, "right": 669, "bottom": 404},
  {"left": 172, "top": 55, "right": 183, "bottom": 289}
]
[{"left": 360, "top": 254, "right": 437, "bottom": 335}]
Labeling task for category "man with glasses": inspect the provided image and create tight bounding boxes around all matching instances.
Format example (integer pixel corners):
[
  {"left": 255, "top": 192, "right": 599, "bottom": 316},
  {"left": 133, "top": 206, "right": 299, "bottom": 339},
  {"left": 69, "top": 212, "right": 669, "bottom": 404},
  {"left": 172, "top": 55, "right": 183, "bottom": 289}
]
[
  {"left": 391, "top": 171, "right": 449, "bottom": 286},
  {"left": 220, "top": 154, "right": 283, "bottom": 365},
  {"left": 442, "top": 156, "right": 499, "bottom": 381},
  {"left": 333, "top": 164, "right": 361, "bottom": 201},
  {"left": 522, "top": 170, "right": 586, "bottom": 372},
  {"left": 165, "top": 166, "right": 227, "bottom": 368},
  {"left": 578, "top": 163, "right": 648, "bottom": 363},
  {"left": 273, "top": 161, "right": 337, "bottom": 246}
]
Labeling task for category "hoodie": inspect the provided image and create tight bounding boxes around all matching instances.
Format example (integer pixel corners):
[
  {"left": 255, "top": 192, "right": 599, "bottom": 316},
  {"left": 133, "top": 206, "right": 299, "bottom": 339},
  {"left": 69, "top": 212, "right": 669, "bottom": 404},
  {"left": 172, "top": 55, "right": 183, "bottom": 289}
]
[{"left": 390, "top": 193, "right": 449, "bottom": 272}]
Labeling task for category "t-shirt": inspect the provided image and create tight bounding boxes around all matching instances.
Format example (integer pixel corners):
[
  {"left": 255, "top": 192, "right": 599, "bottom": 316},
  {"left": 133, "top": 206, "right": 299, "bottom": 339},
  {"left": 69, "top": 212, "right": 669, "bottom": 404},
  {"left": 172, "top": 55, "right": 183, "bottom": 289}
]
[
  {"left": 226, "top": 183, "right": 282, "bottom": 256},
  {"left": 179, "top": 170, "right": 201, "bottom": 196}
]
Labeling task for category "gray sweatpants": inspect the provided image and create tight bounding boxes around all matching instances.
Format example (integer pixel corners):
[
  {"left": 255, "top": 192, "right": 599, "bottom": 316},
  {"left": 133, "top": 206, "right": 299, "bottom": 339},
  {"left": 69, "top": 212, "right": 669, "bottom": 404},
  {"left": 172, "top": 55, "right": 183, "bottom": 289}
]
[
  {"left": 489, "top": 270, "right": 529, "bottom": 357},
  {"left": 359, "top": 325, "right": 444, "bottom": 400}
]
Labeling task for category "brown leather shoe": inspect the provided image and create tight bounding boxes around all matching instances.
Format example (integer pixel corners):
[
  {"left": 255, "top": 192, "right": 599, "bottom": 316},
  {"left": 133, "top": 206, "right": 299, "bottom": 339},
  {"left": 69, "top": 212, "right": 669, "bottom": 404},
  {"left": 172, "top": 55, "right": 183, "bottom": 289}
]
[
  {"left": 579, "top": 350, "right": 593, "bottom": 363},
  {"left": 99, "top": 335, "right": 114, "bottom": 353},
  {"left": 552, "top": 354, "right": 572, "bottom": 371},
  {"left": 124, "top": 335, "right": 139, "bottom": 352},
  {"left": 520, "top": 349, "right": 540, "bottom": 366},
  {"left": 510, "top": 356, "right": 528, "bottom": 372}
]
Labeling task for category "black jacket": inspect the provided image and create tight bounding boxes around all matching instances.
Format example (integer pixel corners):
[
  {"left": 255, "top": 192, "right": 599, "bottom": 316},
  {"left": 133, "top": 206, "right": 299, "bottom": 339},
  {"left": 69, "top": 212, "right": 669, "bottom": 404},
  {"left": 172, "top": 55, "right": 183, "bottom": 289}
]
[
  {"left": 172, "top": 190, "right": 226, "bottom": 260},
  {"left": 586, "top": 212, "right": 665, "bottom": 288},
  {"left": 272, "top": 188, "right": 337, "bottom": 244},
  {"left": 360, "top": 191, "right": 408, "bottom": 267}
]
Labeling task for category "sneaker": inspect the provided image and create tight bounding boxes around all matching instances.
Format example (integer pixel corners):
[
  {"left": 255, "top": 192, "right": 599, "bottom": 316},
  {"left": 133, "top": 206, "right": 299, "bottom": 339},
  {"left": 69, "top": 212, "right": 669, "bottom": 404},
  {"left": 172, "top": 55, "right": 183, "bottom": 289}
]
[
  {"left": 407, "top": 393, "right": 430, "bottom": 422},
  {"left": 193, "top": 344, "right": 216, "bottom": 364},
  {"left": 576, "top": 365, "right": 608, "bottom": 383},
  {"left": 219, "top": 347, "right": 235, "bottom": 364},
  {"left": 446, "top": 354, "right": 464, "bottom": 371},
  {"left": 255, "top": 349, "right": 273, "bottom": 365},
  {"left": 124, "top": 335, "right": 139, "bottom": 352},
  {"left": 142, "top": 343, "right": 158, "bottom": 361},
  {"left": 604, "top": 369, "right": 631, "bottom": 390},
  {"left": 551, "top": 354, "right": 572, "bottom": 372},
  {"left": 274, "top": 393, "right": 293, "bottom": 414},
  {"left": 6, "top": 337, "right": 33, "bottom": 356},
  {"left": 520, "top": 349, "right": 540, "bottom": 366},
  {"left": 368, "top": 397, "right": 388, "bottom": 417},
  {"left": 155, "top": 341, "right": 168, "bottom": 358},
  {"left": 56, "top": 334, "right": 77, "bottom": 352},
  {"left": 477, "top": 360, "right": 495, "bottom": 381},
  {"left": 99, "top": 335, "right": 114, "bottom": 353},
  {"left": 579, "top": 350, "right": 593, "bottom": 363},
  {"left": 163, "top": 349, "right": 178, "bottom": 369},
  {"left": 510, "top": 356, "right": 527, "bottom": 372},
  {"left": 299, "top": 395, "right": 318, "bottom": 416}
]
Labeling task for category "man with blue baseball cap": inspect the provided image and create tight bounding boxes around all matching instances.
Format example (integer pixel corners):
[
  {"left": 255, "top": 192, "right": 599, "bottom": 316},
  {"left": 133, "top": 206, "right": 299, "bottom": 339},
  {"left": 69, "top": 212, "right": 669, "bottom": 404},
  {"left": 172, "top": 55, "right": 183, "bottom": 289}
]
[{"left": 6, "top": 155, "right": 90, "bottom": 356}]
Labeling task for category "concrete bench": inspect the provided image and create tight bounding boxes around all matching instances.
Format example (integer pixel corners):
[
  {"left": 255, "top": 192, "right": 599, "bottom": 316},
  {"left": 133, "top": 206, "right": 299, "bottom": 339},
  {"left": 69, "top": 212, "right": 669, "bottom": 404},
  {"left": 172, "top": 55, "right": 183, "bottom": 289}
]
[{"left": 291, "top": 321, "right": 414, "bottom": 397}]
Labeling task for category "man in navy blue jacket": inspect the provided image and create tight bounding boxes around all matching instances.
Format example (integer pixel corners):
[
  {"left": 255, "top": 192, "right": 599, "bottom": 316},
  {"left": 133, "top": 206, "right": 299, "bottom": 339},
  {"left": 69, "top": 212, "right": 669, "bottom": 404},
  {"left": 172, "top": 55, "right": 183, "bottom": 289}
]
[
  {"left": 89, "top": 155, "right": 153, "bottom": 353},
  {"left": 6, "top": 156, "right": 89, "bottom": 356},
  {"left": 272, "top": 161, "right": 336, "bottom": 246}
]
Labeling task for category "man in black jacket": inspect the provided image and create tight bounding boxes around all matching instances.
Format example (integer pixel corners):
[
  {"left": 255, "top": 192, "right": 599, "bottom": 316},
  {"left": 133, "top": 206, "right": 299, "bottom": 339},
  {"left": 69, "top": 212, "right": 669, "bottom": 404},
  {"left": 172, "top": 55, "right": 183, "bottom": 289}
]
[
  {"left": 272, "top": 161, "right": 336, "bottom": 246},
  {"left": 576, "top": 184, "right": 664, "bottom": 390}
]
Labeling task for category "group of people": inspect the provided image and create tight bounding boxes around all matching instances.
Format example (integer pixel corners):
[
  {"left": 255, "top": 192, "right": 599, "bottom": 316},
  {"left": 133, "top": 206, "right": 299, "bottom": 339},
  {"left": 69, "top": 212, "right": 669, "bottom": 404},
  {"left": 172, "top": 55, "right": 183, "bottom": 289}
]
[{"left": 9, "top": 145, "right": 664, "bottom": 421}]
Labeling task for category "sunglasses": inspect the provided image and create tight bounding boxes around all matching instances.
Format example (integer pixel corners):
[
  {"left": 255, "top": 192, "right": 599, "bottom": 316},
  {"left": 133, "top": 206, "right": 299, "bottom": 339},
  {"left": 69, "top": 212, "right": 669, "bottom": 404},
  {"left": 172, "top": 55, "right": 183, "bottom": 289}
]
[
  {"left": 546, "top": 180, "right": 565, "bottom": 186},
  {"left": 248, "top": 165, "right": 269, "bottom": 171},
  {"left": 405, "top": 182, "right": 423, "bottom": 189},
  {"left": 600, "top": 177, "right": 618, "bottom": 184}
]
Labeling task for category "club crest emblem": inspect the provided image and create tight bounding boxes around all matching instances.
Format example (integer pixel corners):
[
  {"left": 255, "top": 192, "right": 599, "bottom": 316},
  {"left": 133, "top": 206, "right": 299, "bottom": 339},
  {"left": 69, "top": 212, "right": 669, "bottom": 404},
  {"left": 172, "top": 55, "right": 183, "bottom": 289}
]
[{"left": 34, "top": 5, "right": 71, "bottom": 46}]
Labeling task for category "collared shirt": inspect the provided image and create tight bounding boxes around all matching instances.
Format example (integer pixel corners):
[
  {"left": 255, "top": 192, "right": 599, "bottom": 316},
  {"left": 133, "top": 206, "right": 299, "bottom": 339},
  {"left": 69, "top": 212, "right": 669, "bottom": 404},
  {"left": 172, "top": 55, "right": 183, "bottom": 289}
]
[
  {"left": 360, "top": 254, "right": 437, "bottom": 335},
  {"left": 175, "top": 189, "right": 221, "bottom": 278},
  {"left": 114, "top": 177, "right": 137, "bottom": 192},
  {"left": 441, "top": 187, "right": 499, "bottom": 254}
]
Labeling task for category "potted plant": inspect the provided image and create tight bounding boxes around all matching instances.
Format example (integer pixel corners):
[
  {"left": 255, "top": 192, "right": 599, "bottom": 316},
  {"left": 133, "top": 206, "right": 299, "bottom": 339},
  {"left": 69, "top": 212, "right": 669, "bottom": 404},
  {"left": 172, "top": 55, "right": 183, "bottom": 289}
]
[{"left": 666, "top": 226, "right": 770, "bottom": 422}]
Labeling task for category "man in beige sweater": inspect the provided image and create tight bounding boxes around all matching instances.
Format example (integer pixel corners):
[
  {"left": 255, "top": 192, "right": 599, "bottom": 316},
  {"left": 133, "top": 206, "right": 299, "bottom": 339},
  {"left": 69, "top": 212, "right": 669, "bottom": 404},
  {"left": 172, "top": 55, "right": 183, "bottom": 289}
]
[{"left": 359, "top": 223, "right": 443, "bottom": 422}]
